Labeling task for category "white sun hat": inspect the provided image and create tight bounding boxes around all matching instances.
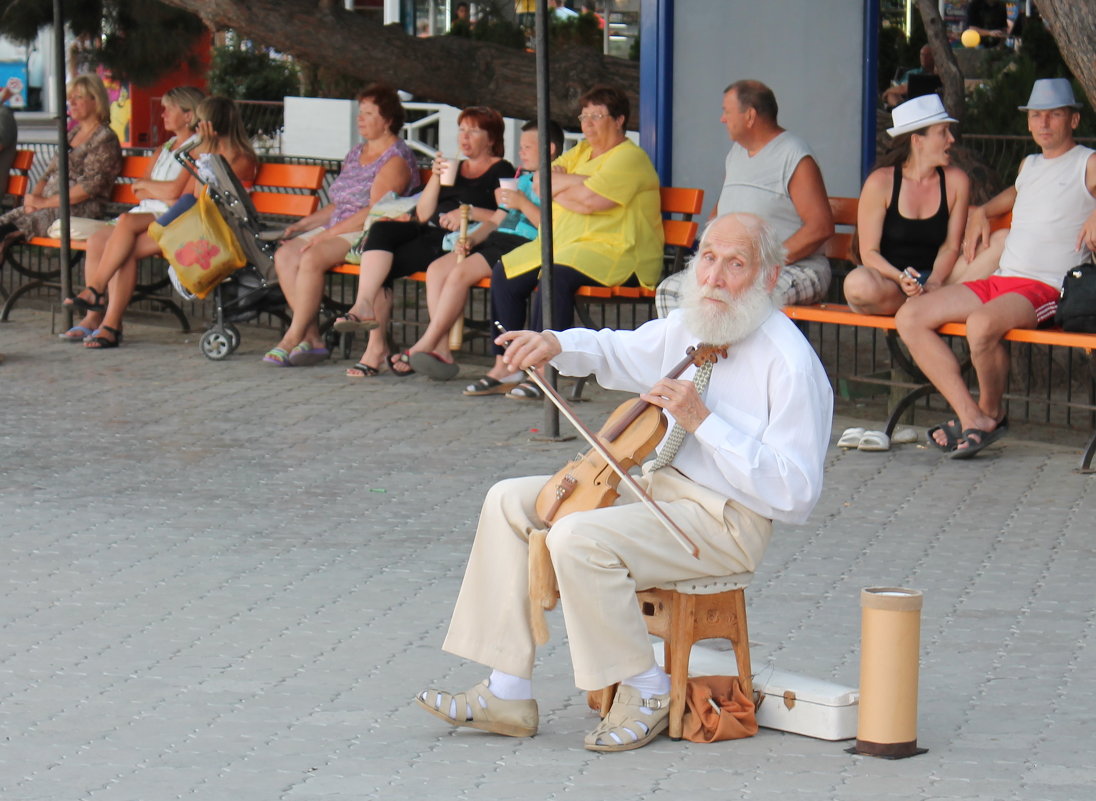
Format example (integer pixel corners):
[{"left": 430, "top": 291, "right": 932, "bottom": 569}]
[
  {"left": 886, "top": 94, "right": 957, "bottom": 137},
  {"left": 1018, "top": 78, "right": 1082, "bottom": 111}
]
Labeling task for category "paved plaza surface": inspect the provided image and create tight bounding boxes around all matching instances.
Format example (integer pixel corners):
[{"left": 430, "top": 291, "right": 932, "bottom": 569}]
[{"left": 1, "top": 310, "right": 1094, "bottom": 801}]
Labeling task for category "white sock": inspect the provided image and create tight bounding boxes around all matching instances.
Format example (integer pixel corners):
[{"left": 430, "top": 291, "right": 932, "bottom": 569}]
[
  {"left": 621, "top": 664, "right": 670, "bottom": 697},
  {"left": 487, "top": 669, "right": 533, "bottom": 701}
]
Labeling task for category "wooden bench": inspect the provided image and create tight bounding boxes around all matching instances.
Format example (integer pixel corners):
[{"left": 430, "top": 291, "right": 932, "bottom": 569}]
[
  {"left": 0, "top": 156, "right": 326, "bottom": 329},
  {"left": 785, "top": 196, "right": 1096, "bottom": 471}
]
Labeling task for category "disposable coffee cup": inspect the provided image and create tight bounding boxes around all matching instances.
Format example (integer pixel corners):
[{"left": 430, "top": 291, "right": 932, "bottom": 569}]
[{"left": 440, "top": 158, "right": 460, "bottom": 186}]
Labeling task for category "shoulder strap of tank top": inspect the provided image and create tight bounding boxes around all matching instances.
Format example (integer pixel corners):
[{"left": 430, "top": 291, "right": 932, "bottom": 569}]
[{"left": 888, "top": 166, "right": 902, "bottom": 209}]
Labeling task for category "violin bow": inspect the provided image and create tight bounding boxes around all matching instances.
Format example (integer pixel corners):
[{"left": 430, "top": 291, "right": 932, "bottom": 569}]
[{"left": 498, "top": 324, "right": 702, "bottom": 560}]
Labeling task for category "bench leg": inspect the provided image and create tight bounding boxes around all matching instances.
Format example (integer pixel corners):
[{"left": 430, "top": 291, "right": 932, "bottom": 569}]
[
  {"left": 1, "top": 279, "right": 47, "bottom": 321},
  {"left": 1080, "top": 430, "right": 1096, "bottom": 473},
  {"left": 884, "top": 384, "right": 937, "bottom": 437}
]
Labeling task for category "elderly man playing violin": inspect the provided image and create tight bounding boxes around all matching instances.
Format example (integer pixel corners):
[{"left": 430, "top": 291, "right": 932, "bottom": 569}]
[{"left": 416, "top": 212, "right": 832, "bottom": 752}]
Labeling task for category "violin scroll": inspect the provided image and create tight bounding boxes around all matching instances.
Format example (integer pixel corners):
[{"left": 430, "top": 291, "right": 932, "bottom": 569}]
[{"left": 690, "top": 343, "right": 729, "bottom": 368}]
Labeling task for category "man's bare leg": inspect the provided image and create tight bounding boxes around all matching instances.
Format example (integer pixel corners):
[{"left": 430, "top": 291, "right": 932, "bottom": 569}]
[{"left": 961, "top": 292, "right": 1038, "bottom": 434}]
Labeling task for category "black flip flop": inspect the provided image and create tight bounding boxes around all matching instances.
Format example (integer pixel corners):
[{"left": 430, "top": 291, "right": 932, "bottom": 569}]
[
  {"left": 347, "top": 362, "right": 381, "bottom": 377},
  {"left": 463, "top": 376, "right": 516, "bottom": 396},
  {"left": 927, "top": 418, "right": 961, "bottom": 451},
  {"left": 949, "top": 426, "right": 1008, "bottom": 460}
]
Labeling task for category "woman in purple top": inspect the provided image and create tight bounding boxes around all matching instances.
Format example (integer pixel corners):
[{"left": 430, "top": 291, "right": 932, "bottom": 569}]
[{"left": 264, "top": 84, "right": 421, "bottom": 367}]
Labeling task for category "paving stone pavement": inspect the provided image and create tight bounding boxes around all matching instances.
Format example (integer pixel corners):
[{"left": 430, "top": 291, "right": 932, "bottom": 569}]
[{"left": 1, "top": 311, "right": 1094, "bottom": 801}]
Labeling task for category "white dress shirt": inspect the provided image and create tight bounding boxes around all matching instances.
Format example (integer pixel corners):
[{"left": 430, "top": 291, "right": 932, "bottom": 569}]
[{"left": 551, "top": 308, "right": 833, "bottom": 524}]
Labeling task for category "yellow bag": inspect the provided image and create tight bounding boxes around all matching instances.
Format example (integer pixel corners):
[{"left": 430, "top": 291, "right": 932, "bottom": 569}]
[{"left": 149, "top": 189, "right": 245, "bottom": 299}]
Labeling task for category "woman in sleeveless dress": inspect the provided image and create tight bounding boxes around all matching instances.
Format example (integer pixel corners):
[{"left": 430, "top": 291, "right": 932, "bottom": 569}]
[
  {"left": 844, "top": 94, "right": 970, "bottom": 316},
  {"left": 263, "top": 84, "right": 421, "bottom": 366}
]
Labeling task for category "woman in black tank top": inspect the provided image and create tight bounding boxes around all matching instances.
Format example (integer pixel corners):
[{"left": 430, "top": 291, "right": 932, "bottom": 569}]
[{"left": 843, "top": 95, "right": 971, "bottom": 316}]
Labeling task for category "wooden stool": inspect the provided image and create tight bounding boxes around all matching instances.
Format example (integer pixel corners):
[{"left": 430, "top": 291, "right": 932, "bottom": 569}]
[{"left": 592, "top": 575, "right": 753, "bottom": 741}]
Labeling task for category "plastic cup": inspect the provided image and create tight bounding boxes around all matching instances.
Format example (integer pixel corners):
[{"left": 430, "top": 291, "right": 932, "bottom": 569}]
[
  {"left": 498, "top": 178, "right": 519, "bottom": 192},
  {"left": 440, "top": 158, "right": 460, "bottom": 186}
]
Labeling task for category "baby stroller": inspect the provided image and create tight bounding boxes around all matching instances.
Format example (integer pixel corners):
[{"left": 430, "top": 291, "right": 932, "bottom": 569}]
[{"left": 169, "top": 150, "right": 288, "bottom": 360}]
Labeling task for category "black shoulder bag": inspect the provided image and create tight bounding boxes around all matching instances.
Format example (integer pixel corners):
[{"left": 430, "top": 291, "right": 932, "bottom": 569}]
[{"left": 1055, "top": 263, "right": 1096, "bottom": 333}]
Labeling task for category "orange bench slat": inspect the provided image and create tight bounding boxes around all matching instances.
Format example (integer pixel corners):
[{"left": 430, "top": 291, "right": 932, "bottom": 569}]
[
  {"left": 27, "top": 236, "right": 90, "bottom": 251},
  {"left": 783, "top": 303, "right": 1096, "bottom": 350},
  {"left": 254, "top": 163, "right": 326, "bottom": 192},
  {"left": 251, "top": 191, "right": 321, "bottom": 218}
]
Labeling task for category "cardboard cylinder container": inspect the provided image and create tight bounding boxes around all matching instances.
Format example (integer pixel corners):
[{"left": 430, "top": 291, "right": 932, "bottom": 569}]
[{"left": 853, "top": 587, "right": 928, "bottom": 758}]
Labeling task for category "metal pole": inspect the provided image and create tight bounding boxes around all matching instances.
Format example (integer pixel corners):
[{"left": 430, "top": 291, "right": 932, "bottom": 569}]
[
  {"left": 53, "top": 0, "right": 72, "bottom": 322},
  {"left": 535, "top": 0, "right": 560, "bottom": 438}
]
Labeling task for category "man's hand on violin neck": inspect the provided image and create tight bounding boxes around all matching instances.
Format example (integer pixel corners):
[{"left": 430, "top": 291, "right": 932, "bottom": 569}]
[
  {"left": 641, "top": 378, "right": 711, "bottom": 432},
  {"left": 498, "top": 330, "right": 561, "bottom": 371}
]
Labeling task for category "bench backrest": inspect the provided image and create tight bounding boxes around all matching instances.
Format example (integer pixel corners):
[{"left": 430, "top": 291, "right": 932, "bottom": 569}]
[
  {"left": 827, "top": 196, "right": 858, "bottom": 262},
  {"left": 5, "top": 148, "right": 34, "bottom": 200},
  {"left": 110, "top": 155, "right": 156, "bottom": 206},
  {"left": 660, "top": 186, "right": 704, "bottom": 275},
  {"left": 250, "top": 162, "right": 326, "bottom": 218}
]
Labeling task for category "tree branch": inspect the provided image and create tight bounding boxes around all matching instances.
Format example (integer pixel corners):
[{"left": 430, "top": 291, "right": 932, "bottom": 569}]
[
  {"left": 1037, "top": 0, "right": 1096, "bottom": 108},
  {"left": 916, "top": 0, "right": 966, "bottom": 127},
  {"left": 156, "top": 0, "right": 639, "bottom": 126}
]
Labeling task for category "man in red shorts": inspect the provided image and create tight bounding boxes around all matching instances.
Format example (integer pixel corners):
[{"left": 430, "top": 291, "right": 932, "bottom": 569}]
[{"left": 896, "top": 78, "right": 1096, "bottom": 458}]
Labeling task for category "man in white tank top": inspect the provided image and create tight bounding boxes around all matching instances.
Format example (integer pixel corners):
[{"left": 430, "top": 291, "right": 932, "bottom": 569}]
[
  {"left": 896, "top": 79, "right": 1096, "bottom": 459},
  {"left": 656, "top": 80, "right": 834, "bottom": 314}
]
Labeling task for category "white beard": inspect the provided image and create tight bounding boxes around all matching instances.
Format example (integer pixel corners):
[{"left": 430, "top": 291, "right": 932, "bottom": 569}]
[{"left": 681, "top": 275, "right": 775, "bottom": 346}]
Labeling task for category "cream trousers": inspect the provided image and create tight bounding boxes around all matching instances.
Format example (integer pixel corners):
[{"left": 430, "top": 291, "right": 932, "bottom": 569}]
[{"left": 442, "top": 467, "right": 772, "bottom": 691}]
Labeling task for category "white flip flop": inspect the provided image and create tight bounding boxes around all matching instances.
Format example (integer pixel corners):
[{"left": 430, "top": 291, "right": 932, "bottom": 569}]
[
  {"left": 891, "top": 426, "right": 919, "bottom": 444},
  {"left": 837, "top": 427, "right": 866, "bottom": 448},
  {"left": 858, "top": 430, "right": 891, "bottom": 451}
]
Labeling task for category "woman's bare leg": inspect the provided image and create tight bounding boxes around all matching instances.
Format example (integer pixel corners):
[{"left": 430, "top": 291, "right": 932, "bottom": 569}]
[
  {"left": 409, "top": 254, "right": 491, "bottom": 359},
  {"left": 347, "top": 287, "right": 394, "bottom": 375},
  {"left": 84, "top": 232, "right": 162, "bottom": 347},
  {"left": 341, "top": 250, "right": 395, "bottom": 322},
  {"left": 273, "top": 237, "right": 308, "bottom": 310},
  {"left": 424, "top": 252, "right": 458, "bottom": 318},
  {"left": 90, "top": 213, "right": 156, "bottom": 289},
  {"left": 842, "top": 265, "right": 906, "bottom": 315},
  {"left": 272, "top": 237, "right": 351, "bottom": 351}
]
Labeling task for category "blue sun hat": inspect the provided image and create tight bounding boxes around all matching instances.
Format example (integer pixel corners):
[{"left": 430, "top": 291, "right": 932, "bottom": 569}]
[{"left": 1018, "top": 78, "right": 1082, "bottom": 111}]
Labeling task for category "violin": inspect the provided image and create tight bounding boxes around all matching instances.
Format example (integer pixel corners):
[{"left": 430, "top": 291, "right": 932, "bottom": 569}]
[{"left": 534, "top": 343, "right": 728, "bottom": 532}]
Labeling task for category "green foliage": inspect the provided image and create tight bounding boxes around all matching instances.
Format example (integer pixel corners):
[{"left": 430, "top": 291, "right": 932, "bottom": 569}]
[
  {"left": 446, "top": 1, "right": 526, "bottom": 49},
  {"left": 1018, "top": 15, "right": 1067, "bottom": 76},
  {"left": 0, "top": 0, "right": 205, "bottom": 86},
  {"left": 208, "top": 46, "right": 299, "bottom": 102},
  {"left": 963, "top": 18, "right": 1092, "bottom": 139}
]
